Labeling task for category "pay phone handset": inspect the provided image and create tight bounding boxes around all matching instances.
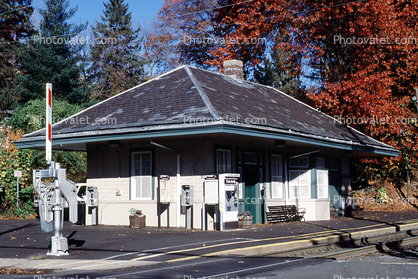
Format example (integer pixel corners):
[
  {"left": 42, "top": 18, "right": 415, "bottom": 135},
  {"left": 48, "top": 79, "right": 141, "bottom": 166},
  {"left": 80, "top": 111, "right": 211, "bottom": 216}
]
[
  {"left": 181, "top": 185, "right": 194, "bottom": 206},
  {"left": 87, "top": 186, "right": 98, "bottom": 207}
]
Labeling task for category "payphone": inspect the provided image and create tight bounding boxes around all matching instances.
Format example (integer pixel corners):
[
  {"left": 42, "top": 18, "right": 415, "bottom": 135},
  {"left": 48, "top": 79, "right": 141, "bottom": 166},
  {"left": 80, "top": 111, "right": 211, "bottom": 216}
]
[
  {"left": 87, "top": 186, "right": 98, "bottom": 225},
  {"left": 218, "top": 173, "right": 239, "bottom": 230},
  {"left": 181, "top": 185, "right": 194, "bottom": 206},
  {"left": 181, "top": 185, "right": 194, "bottom": 229}
]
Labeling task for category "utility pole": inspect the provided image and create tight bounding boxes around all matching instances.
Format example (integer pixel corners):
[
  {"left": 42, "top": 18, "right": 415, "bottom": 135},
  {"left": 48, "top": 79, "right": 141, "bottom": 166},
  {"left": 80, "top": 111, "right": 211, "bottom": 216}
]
[{"left": 409, "top": 88, "right": 418, "bottom": 201}]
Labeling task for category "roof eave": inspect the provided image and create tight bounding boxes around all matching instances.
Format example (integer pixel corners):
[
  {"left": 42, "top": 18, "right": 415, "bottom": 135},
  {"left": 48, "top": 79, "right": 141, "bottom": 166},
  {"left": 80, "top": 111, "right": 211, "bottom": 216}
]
[{"left": 15, "top": 123, "right": 399, "bottom": 157}]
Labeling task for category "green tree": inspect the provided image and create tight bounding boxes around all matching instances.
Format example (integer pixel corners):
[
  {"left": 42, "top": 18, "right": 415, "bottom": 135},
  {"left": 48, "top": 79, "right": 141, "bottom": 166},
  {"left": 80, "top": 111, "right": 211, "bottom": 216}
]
[
  {"left": 6, "top": 99, "right": 87, "bottom": 183},
  {"left": 89, "top": 0, "right": 145, "bottom": 100},
  {"left": 0, "top": 124, "right": 87, "bottom": 218},
  {"left": 0, "top": 127, "right": 34, "bottom": 217},
  {"left": 7, "top": 98, "right": 84, "bottom": 133},
  {"left": 4, "top": 99, "right": 87, "bottom": 218},
  {"left": 0, "top": 0, "right": 33, "bottom": 117},
  {"left": 254, "top": 47, "right": 305, "bottom": 101},
  {"left": 16, "top": 0, "right": 88, "bottom": 104}
]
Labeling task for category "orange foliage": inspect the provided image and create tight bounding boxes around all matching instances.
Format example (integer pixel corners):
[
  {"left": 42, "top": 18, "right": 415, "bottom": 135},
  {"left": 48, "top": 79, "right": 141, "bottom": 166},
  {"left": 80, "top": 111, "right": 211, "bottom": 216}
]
[
  {"left": 153, "top": 0, "right": 418, "bottom": 169},
  {"left": 0, "top": 126, "right": 23, "bottom": 153}
]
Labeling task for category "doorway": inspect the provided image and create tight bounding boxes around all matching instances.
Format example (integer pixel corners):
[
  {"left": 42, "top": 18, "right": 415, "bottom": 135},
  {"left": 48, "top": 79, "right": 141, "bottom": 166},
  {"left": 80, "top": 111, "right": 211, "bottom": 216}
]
[{"left": 237, "top": 149, "right": 265, "bottom": 223}]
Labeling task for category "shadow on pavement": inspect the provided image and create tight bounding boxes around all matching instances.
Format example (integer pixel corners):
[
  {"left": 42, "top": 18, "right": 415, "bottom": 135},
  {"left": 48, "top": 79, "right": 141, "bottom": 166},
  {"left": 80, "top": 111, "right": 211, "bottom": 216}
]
[{"left": 0, "top": 223, "right": 38, "bottom": 236}]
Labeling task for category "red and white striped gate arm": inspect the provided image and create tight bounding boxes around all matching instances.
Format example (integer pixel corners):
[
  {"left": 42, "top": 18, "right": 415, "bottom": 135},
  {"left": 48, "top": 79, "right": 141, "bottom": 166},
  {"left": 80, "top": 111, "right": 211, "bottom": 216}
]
[{"left": 46, "top": 83, "right": 52, "bottom": 162}]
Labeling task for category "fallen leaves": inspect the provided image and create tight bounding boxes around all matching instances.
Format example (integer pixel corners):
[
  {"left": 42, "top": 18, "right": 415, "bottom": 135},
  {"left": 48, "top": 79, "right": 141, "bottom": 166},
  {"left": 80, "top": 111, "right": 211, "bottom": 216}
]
[{"left": 0, "top": 268, "right": 47, "bottom": 275}]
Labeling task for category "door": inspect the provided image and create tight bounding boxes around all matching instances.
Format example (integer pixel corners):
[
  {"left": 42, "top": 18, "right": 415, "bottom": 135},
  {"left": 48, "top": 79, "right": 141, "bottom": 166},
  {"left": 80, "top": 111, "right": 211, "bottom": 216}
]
[
  {"left": 328, "top": 159, "right": 341, "bottom": 208},
  {"left": 244, "top": 168, "right": 258, "bottom": 219},
  {"left": 238, "top": 150, "right": 264, "bottom": 224}
]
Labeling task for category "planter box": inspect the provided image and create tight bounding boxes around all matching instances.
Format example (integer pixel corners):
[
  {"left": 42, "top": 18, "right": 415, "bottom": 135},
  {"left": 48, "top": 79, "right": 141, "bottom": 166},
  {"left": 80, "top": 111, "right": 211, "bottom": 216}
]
[
  {"left": 238, "top": 217, "right": 253, "bottom": 229},
  {"left": 129, "top": 215, "right": 146, "bottom": 228}
]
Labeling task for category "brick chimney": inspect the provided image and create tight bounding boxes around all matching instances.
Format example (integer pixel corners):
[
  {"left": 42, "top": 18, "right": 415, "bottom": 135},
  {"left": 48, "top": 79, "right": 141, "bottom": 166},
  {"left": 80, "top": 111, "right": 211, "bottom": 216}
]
[{"left": 223, "top": 59, "right": 244, "bottom": 79}]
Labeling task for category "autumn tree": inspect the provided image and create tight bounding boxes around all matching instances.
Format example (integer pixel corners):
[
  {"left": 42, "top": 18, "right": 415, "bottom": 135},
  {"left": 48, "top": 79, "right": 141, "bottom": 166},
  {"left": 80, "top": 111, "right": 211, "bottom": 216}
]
[
  {"left": 0, "top": 0, "right": 33, "bottom": 117},
  {"left": 0, "top": 127, "right": 34, "bottom": 217},
  {"left": 210, "top": 0, "right": 418, "bottom": 181},
  {"left": 147, "top": 0, "right": 218, "bottom": 74},
  {"left": 155, "top": 0, "right": 418, "bottom": 184},
  {"left": 88, "top": 0, "right": 145, "bottom": 100}
]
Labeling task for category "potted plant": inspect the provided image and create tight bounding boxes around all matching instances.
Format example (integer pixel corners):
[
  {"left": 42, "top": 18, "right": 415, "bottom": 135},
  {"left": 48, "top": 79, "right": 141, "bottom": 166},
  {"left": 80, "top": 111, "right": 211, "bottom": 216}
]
[
  {"left": 129, "top": 208, "right": 146, "bottom": 228},
  {"left": 238, "top": 211, "right": 253, "bottom": 229}
]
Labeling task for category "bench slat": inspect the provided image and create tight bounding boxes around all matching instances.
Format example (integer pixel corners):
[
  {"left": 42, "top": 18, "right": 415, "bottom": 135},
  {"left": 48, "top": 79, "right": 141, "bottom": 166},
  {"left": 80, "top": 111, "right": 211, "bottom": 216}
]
[{"left": 267, "top": 205, "right": 305, "bottom": 223}]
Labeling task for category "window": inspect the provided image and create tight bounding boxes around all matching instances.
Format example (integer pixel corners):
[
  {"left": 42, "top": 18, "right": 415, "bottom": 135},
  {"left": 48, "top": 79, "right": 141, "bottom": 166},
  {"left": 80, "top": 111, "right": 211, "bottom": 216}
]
[
  {"left": 316, "top": 157, "right": 326, "bottom": 169},
  {"left": 289, "top": 170, "right": 310, "bottom": 198},
  {"left": 317, "top": 170, "right": 329, "bottom": 199},
  {"left": 289, "top": 157, "right": 309, "bottom": 168},
  {"left": 244, "top": 152, "right": 257, "bottom": 165},
  {"left": 217, "top": 149, "right": 231, "bottom": 173},
  {"left": 131, "top": 151, "right": 152, "bottom": 199},
  {"left": 329, "top": 160, "right": 339, "bottom": 171},
  {"left": 271, "top": 154, "right": 283, "bottom": 198}
]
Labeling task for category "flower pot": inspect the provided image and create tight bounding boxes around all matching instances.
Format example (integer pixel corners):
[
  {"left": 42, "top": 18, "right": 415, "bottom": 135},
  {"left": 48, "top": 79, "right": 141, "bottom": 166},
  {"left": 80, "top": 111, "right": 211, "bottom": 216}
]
[
  {"left": 129, "top": 215, "right": 146, "bottom": 228},
  {"left": 238, "top": 217, "right": 253, "bottom": 229}
]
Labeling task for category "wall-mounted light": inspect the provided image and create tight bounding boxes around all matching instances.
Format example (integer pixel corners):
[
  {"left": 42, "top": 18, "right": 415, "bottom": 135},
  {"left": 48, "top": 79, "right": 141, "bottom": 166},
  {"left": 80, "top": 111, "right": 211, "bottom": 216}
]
[
  {"left": 108, "top": 140, "right": 120, "bottom": 148},
  {"left": 275, "top": 140, "right": 286, "bottom": 148}
]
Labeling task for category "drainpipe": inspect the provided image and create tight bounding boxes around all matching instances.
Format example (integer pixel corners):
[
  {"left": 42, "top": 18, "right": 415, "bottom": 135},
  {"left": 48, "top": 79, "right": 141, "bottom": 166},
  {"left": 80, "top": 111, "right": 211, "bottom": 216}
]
[
  {"left": 149, "top": 139, "right": 181, "bottom": 228},
  {"left": 176, "top": 153, "right": 180, "bottom": 228},
  {"left": 289, "top": 146, "right": 323, "bottom": 158},
  {"left": 284, "top": 159, "right": 288, "bottom": 205}
]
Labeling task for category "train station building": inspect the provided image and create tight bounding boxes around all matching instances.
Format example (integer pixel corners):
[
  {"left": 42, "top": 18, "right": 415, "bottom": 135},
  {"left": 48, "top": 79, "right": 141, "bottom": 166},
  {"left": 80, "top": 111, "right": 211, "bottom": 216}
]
[{"left": 15, "top": 60, "right": 398, "bottom": 229}]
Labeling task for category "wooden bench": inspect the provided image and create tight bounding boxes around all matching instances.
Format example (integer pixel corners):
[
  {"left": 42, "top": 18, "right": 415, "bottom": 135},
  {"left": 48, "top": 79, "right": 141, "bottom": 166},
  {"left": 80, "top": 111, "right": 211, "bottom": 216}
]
[{"left": 266, "top": 205, "right": 306, "bottom": 223}]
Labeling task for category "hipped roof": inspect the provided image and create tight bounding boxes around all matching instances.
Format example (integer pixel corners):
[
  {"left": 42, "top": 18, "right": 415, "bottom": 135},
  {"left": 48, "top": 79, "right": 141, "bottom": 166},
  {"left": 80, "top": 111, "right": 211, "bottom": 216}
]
[{"left": 15, "top": 65, "right": 399, "bottom": 157}]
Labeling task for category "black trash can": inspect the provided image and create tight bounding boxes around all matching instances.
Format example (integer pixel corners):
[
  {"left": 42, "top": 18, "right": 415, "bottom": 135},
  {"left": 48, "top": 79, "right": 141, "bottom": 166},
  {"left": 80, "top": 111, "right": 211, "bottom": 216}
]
[
  {"left": 0, "top": 186, "right": 4, "bottom": 214},
  {"left": 76, "top": 202, "right": 86, "bottom": 226}
]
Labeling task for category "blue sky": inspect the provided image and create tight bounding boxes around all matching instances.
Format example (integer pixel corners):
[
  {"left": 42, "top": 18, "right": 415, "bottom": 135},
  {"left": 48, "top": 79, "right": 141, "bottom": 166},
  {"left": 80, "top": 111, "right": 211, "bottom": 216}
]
[{"left": 32, "top": 0, "right": 166, "bottom": 26}]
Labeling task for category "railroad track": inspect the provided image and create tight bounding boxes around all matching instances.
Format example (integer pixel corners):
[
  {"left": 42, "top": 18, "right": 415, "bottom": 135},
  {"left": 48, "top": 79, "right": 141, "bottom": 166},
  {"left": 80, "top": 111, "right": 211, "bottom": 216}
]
[{"left": 263, "top": 229, "right": 418, "bottom": 260}]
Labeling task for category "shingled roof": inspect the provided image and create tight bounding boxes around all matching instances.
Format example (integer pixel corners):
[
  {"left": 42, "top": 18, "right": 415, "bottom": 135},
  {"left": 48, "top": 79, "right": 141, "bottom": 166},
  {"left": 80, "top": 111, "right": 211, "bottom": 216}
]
[{"left": 16, "top": 65, "right": 398, "bottom": 156}]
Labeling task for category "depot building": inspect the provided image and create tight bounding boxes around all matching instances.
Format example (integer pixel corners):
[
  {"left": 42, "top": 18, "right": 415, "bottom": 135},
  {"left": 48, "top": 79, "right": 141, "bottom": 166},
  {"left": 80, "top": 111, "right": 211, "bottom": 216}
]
[{"left": 15, "top": 60, "right": 398, "bottom": 229}]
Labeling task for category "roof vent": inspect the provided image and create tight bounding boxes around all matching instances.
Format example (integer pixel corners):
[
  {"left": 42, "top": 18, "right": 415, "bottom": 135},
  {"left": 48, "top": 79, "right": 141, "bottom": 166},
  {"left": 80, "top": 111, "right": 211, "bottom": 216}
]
[{"left": 223, "top": 59, "right": 244, "bottom": 80}]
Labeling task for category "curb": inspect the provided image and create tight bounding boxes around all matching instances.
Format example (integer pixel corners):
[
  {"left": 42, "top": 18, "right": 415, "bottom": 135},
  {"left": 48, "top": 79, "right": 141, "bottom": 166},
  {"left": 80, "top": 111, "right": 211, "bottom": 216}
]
[{"left": 211, "top": 221, "right": 418, "bottom": 257}]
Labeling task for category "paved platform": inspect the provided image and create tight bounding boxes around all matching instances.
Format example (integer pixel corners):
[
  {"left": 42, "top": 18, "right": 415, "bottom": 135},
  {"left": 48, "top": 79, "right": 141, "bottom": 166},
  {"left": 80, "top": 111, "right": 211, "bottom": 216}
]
[{"left": 1, "top": 210, "right": 418, "bottom": 272}]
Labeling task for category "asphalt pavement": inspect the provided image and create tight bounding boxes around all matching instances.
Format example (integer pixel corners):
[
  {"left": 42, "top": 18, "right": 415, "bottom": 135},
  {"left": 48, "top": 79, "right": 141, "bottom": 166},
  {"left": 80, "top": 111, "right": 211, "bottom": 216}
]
[{"left": 1, "top": 210, "right": 418, "bottom": 275}]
